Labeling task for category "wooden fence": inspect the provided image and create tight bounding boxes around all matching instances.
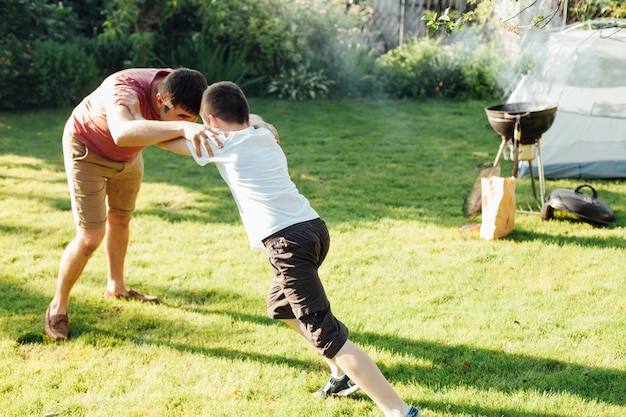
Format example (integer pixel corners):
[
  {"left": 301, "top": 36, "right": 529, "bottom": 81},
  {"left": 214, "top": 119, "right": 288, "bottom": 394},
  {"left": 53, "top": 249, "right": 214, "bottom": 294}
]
[
  {"left": 364, "top": 0, "right": 566, "bottom": 52},
  {"left": 366, "top": 0, "right": 470, "bottom": 51}
]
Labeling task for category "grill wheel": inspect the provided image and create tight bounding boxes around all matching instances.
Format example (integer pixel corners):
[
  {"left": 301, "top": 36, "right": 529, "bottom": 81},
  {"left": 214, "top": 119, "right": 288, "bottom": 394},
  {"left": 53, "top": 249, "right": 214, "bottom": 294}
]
[{"left": 540, "top": 202, "right": 554, "bottom": 221}]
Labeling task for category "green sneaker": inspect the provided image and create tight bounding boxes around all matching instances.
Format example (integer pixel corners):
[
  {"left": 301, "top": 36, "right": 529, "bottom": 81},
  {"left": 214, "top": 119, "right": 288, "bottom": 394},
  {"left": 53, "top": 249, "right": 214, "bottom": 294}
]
[{"left": 313, "top": 374, "right": 359, "bottom": 398}]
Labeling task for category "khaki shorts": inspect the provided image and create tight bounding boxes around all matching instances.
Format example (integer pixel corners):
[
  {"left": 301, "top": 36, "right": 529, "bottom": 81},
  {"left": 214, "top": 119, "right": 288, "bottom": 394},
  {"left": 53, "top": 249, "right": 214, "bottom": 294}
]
[{"left": 63, "top": 127, "right": 143, "bottom": 229}]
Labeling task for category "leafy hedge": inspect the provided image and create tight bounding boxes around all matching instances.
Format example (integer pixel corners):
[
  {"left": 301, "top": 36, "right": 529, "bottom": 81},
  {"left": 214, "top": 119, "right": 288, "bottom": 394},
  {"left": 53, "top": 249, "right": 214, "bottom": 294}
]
[
  {"left": 0, "top": 38, "right": 98, "bottom": 110},
  {"left": 374, "top": 38, "right": 503, "bottom": 100}
]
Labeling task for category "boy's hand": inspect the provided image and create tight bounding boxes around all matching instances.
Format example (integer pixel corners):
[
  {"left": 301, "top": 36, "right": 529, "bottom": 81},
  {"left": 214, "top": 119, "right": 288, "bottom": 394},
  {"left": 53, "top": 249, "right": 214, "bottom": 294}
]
[{"left": 114, "top": 89, "right": 142, "bottom": 120}]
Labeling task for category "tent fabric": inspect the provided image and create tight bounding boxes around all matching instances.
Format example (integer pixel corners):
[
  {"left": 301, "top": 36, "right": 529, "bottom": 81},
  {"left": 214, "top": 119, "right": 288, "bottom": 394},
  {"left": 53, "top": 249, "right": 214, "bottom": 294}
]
[
  {"left": 508, "top": 20, "right": 626, "bottom": 179},
  {"left": 537, "top": 112, "right": 626, "bottom": 178}
]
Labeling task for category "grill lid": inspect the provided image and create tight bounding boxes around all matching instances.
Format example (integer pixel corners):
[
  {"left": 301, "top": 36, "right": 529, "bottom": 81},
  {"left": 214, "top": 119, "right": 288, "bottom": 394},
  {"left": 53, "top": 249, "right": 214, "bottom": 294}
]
[{"left": 540, "top": 184, "right": 615, "bottom": 226}]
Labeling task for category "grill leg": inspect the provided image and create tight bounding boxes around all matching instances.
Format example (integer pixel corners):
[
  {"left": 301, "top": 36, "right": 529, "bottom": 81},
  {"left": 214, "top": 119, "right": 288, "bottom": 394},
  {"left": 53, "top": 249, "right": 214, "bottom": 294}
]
[
  {"left": 493, "top": 138, "right": 506, "bottom": 167},
  {"left": 528, "top": 159, "right": 538, "bottom": 201},
  {"left": 537, "top": 140, "right": 546, "bottom": 203}
]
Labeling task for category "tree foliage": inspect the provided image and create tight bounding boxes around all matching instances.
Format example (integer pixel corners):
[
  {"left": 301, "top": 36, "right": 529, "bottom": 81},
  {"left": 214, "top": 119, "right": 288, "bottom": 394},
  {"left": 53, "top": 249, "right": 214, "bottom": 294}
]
[
  {"left": 423, "top": 0, "right": 626, "bottom": 34},
  {"left": 1, "top": 0, "right": 625, "bottom": 109}
]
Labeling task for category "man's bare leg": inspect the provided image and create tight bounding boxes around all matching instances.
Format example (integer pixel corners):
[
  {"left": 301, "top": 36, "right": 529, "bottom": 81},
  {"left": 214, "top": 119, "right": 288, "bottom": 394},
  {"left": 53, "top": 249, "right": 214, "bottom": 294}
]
[
  {"left": 49, "top": 226, "right": 105, "bottom": 316},
  {"left": 104, "top": 212, "right": 131, "bottom": 295},
  {"left": 103, "top": 211, "right": 158, "bottom": 302}
]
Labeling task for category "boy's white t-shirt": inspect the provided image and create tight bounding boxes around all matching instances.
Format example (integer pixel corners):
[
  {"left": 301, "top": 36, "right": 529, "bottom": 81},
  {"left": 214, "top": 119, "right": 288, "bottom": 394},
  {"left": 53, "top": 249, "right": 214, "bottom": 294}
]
[{"left": 187, "top": 126, "right": 319, "bottom": 251}]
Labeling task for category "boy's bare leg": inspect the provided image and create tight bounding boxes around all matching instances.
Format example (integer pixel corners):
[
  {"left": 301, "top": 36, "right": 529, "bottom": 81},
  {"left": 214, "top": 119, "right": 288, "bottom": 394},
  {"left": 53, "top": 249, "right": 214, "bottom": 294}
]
[
  {"left": 282, "top": 319, "right": 346, "bottom": 377},
  {"left": 282, "top": 319, "right": 414, "bottom": 417},
  {"left": 333, "top": 340, "right": 412, "bottom": 417}
]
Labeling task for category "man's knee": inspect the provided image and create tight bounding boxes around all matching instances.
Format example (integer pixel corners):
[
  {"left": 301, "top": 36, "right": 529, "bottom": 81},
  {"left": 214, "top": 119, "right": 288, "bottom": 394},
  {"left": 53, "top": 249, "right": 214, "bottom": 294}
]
[
  {"left": 106, "top": 212, "right": 131, "bottom": 229},
  {"left": 75, "top": 227, "right": 106, "bottom": 255}
]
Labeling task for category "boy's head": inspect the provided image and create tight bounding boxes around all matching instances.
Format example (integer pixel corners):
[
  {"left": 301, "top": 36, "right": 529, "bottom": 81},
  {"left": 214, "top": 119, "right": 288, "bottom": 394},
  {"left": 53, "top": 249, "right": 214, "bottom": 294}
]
[
  {"left": 157, "top": 68, "right": 208, "bottom": 117},
  {"left": 200, "top": 81, "right": 250, "bottom": 126}
]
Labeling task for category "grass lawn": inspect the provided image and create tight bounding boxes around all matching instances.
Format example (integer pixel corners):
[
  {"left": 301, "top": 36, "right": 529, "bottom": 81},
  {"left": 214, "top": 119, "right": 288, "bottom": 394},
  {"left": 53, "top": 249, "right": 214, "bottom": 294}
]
[{"left": 0, "top": 98, "right": 624, "bottom": 417}]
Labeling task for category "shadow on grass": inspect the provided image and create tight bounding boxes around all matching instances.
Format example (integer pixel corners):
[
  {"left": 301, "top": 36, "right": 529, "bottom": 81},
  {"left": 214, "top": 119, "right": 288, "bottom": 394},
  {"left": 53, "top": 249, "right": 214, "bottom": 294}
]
[
  {"left": 349, "top": 330, "right": 626, "bottom": 406},
  {"left": 415, "top": 401, "right": 581, "bottom": 417},
  {"left": 2, "top": 274, "right": 624, "bottom": 417},
  {"left": 98, "top": 307, "right": 626, "bottom": 416},
  {"left": 509, "top": 228, "right": 626, "bottom": 249}
]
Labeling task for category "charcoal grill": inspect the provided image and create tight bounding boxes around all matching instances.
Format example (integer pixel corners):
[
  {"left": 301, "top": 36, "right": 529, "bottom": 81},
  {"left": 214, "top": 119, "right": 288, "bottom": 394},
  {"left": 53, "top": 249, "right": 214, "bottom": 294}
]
[{"left": 485, "top": 102, "right": 557, "bottom": 203}]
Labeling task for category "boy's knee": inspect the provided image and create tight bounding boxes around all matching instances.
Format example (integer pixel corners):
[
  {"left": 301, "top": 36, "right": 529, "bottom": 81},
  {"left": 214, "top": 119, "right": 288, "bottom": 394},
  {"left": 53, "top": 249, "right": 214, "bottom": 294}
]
[{"left": 299, "top": 311, "right": 349, "bottom": 359}]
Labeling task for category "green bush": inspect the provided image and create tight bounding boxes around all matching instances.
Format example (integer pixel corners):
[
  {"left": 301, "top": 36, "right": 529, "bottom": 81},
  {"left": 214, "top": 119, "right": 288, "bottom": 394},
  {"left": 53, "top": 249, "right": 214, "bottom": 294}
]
[
  {"left": 0, "top": 0, "right": 102, "bottom": 110},
  {"left": 31, "top": 40, "right": 99, "bottom": 108},
  {"left": 163, "top": 33, "right": 266, "bottom": 94},
  {"left": 0, "top": 36, "right": 38, "bottom": 110},
  {"left": 152, "top": 0, "right": 375, "bottom": 98},
  {"left": 374, "top": 38, "right": 503, "bottom": 100},
  {"left": 88, "top": 37, "right": 133, "bottom": 79},
  {"left": 0, "top": 37, "right": 108, "bottom": 111},
  {"left": 270, "top": 0, "right": 377, "bottom": 98},
  {"left": 267, "top": 64, "right": 334, "bottom": 101},
  {"left": 328, "top": 45, "right": 381, "bottom": 98},
  {"left": 154, "top": 0, "right": 300, "bottom": 76}
]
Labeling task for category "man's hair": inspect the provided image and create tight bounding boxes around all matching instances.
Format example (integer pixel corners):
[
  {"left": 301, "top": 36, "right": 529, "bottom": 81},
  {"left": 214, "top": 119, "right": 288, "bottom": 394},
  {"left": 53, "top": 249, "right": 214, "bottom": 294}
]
[
  {"left": 200, "top": 81, "right": 250, "bottom": 125},
  {"left": 157, "top": 68, "right": 208, "bottom": 116}
]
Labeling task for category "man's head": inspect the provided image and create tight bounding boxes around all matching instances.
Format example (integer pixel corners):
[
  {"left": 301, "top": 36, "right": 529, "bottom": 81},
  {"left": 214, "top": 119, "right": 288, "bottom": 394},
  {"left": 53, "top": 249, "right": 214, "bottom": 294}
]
[
  {"left": 156, "top": 68, "right": 208, "bottom": 121},
  {"left": 200, "top": 81, "right": 250, "bottom": 127}
]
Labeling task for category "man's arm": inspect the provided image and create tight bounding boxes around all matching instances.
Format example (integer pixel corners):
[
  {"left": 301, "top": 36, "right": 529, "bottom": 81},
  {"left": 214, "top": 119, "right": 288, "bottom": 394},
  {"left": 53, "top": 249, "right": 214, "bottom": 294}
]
[
  {"left": 110, "top": 89, "right": 220, "bottom": 156},
  {"left": 107, "top": 103, "right": 207, "bottom": 148},
  {"left": 156, "top": 138, "right": 193, "bottom": 156}
]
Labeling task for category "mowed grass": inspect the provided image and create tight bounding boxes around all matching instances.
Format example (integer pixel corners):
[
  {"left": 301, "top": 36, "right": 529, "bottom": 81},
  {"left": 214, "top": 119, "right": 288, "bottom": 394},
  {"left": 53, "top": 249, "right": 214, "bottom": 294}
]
[{"left": 0, "top": 98, "right": 625, "bottom": 417}]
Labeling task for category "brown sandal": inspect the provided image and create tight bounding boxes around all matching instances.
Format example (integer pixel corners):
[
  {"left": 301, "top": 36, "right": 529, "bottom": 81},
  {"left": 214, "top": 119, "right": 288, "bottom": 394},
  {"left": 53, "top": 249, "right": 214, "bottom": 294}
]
[
  {"left": 103, "top": 289, "right": 159, "bottom": 303},
  {"left": 44, "top": 306, "right": 69, "bottom": 341}
]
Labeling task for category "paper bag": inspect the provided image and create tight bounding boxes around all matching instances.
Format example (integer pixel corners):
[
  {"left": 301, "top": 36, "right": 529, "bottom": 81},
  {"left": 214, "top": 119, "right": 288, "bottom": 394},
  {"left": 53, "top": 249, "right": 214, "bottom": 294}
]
[{"left": 480, "top": 176, "right": 516, "bottom": 240}]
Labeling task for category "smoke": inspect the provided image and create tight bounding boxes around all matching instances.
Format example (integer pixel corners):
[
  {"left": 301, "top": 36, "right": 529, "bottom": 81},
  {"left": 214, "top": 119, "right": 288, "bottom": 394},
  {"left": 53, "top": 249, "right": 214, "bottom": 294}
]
[{"left": 445, "top": 0, "right": 568, "bottom": 101}]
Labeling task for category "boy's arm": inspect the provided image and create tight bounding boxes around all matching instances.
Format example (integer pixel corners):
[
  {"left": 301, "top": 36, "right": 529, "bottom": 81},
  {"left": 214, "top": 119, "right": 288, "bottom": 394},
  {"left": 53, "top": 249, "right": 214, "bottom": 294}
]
[{"left": 156, "top": 138, "right": 193, "bottom": 156}]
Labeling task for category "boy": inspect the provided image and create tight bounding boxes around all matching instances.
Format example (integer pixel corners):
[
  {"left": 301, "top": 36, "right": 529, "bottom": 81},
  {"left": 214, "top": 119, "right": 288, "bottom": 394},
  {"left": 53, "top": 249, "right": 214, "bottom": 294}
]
[{"left": 121, "top": 82, "right": 420, "bottom": 417}]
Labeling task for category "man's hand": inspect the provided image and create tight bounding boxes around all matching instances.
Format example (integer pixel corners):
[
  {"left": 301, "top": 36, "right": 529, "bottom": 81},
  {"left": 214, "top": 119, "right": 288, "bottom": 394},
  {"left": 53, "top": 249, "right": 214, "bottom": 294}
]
[
  {"left": 184, "top": 123, "right": 223, "bottom": 158},
  {"left": 250, "top": 114, "right": 279, "bottom": 143}
]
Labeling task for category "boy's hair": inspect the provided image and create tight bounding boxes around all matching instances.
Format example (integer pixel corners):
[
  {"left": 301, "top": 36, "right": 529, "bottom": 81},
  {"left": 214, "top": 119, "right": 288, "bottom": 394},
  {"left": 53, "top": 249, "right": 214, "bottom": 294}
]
[
  {"left": 200, "top": 81, "right": 250, "bottom": 125},
  {"left": 157, "top": 68, "right": 208, "bottom": 116}
]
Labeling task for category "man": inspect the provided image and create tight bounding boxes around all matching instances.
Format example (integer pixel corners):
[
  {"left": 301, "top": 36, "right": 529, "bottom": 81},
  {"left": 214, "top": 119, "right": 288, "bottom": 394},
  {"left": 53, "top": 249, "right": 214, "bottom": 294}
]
[{"left": 45, "top": 68, "right": 225, "bottom": 341}]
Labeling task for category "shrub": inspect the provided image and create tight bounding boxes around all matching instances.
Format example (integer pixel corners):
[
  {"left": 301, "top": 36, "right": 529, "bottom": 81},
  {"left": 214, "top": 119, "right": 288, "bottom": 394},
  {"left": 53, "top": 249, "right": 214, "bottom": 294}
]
[
  {"left": 328, "top": 44, "right": 381, "bottom": 98},
  {"left": 272, "top": 0, "right": 377, "bottom": 98},
  {"left": 374, "top": 37, "right": 503, "bottom": 100},
  {"left": 0, "top": 36, "right": 38, "bottom": 110},
  {"left": 267, "top": 64, "right": 334, "bottom": 101},
  {"left": 162, "top": 33, "right": 266, "bottom": 95},
  {"left": 31, "top": 40, "right": 99, "bottom": 108},
  {"left": 153, "top": 0, "right": 375, "bottom": 98},
  {"left": 88, "top": 37, "right": 133, "bottom": 79},
  {"left": 155, "top": 0, "right": 300, "bottom": 77}
]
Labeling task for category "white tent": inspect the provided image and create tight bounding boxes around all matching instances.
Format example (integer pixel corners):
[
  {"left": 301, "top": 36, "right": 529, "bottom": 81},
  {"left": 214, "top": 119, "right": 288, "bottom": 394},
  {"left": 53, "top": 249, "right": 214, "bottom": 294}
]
[{"left": 508, "top": 20, "right": 626, "bottom": 179}]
